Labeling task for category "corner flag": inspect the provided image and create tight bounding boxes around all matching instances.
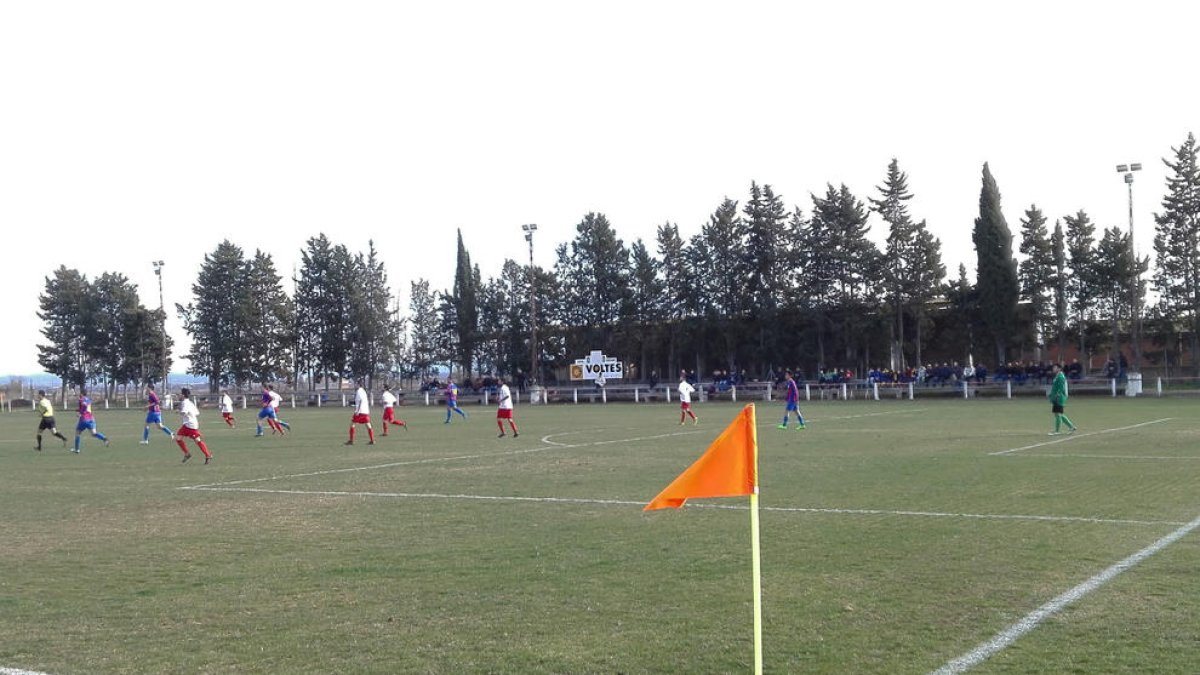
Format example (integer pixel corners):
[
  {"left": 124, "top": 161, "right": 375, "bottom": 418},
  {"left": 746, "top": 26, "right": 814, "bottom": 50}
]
[
  {"left": 644, "top": 403, "right": 758, "bottom": 510},
  {"left": 644, "top": 403, "right": 764, "bottom": 674}
]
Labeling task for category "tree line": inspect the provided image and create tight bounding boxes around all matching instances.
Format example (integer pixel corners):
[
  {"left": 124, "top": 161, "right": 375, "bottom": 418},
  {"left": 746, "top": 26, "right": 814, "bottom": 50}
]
[{"left": 37, "top": 133, "right": 1200, "bottom": 393}]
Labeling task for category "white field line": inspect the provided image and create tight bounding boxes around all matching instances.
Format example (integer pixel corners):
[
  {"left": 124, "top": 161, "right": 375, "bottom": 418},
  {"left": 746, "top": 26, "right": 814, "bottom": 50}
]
[
  {"left": 931, "top": 511, "right": 1200, "bottom": 675},
  {"left": 1015, "top": 453, "right": 1200, "bottom": 461},
  {"left": 179, "top": 429, "right": 706, "bottom": 490},
  {"left": 1, "top": 666, "right": 54, "bottom": 675},
  {"left": 181, "top": 411, "right": 926, "bottom": 492},
  {"left": 179, "top": 486, "right": 1183, "bottom": 527},
  {"left": 988, "top": 419, "right": 1173, "bottom": 456},
  {"left": 806, "top": 408, "right": 929, "bottom": 423}
]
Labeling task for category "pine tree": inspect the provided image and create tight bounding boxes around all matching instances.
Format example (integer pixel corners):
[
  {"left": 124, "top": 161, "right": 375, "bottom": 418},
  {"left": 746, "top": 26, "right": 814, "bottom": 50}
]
[
  {"left": 870, "top": 159, "right": 945, "bottom": 369},
  {"left": 909, "top": 226, "right": 946, "bottom": 369},
  {"left": 1051, "top": 220, "right": 1069, "bottom": 359},
  {"left": 1094, "top": 227, "right": 1143, "bottom": 366},
  {"left": 1153, "top": 132, "right": 1200, "bottom": 373},
  {"left": 972, "top": 163, "right": 1020, "bottom": 364},
  {"left": 241, "top": 250, "right": 294, "bottom": 385},
  {"left": 626, "top": 238, "right": 665, "bottom": 380},
  {"left": 346, "top": 241, "right": 395, "bottom": 387},
  {"left": 809, "top": 183, "right": 881, "bottom": 369},
  {"left": 554, "top": 213, "right": 631, "bottom": 348},
  {"left": 1064, "top": 210, "right": 1099, "bottom": 358},
  {"left": 742, "top": 183, "right": 790, "bottom": 366},
  {"left": 655, "top": 222, "right": 690, "bottom": 321},
  {"left": 294, "top": 235, "right": 354, "bottom": 388},
  {"left": 795, "top": 193, "right": 838, "bottom": 367},
  {"left": 409, "top": 279, "right": 441, "bottom": 378},
  {"left": 943, "top": 263, "right": 977, "bottom": 361},
  {"left": 696, "top": 198, "right": 746, "bottom": 318},
  {"left": 178, "top": 241, "right": 245, "bottom": 389},
  {"left": 88, "top": 272, "right": 146, "bottom": 396},
  {"left": 38, "top": 266, "right": 93, "bottom": 397},
  {"left": 655, "top": 223, "right": 690, "bottom": 376},
  {"left": 1018, "top": 205, "right": 1055, "bottom": 355}
]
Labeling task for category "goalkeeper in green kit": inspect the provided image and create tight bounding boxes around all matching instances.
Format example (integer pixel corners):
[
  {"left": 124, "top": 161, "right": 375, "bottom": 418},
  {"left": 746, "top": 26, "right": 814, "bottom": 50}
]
[{"left": 1048, "top": 363, "right": 1078, "bottom": 436}]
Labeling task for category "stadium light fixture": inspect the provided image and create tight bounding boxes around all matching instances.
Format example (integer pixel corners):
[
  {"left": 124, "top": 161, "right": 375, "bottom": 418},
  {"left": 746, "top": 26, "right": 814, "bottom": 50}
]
[
  {"left": 1116, "top": 163, "right": 1143, "bottom": 375},
  {"left": 522, "top": 224, "right": 538, "bottom": 387},
  {"left": 152, "top": 260, "right": 167, "bottom": 390}
]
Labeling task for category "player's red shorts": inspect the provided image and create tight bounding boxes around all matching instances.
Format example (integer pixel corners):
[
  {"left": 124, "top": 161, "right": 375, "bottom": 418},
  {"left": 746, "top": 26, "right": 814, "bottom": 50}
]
[
  {"left": 680, "top": 401, "right": 692, "bottom": 411},
  {"left": 497, "top": 408, "right": 513, "bottom": 420},
  {"left": 383, "top": 407, "right": 396, "bottom": 422},
  {"left": 222, "top": 412, "right": 234, "bottom": 421},
  {"left": 351, "top": 413, "right": 371, "bottom": 424},
  {"left": 177, "top": 426, "right": 202, "bottom": 439}
]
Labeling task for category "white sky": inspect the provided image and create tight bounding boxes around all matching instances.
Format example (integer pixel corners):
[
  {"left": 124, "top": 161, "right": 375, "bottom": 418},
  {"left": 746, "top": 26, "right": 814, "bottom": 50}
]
[{"left": 2, "top": 1, "right": 1196, "bottom": 375}]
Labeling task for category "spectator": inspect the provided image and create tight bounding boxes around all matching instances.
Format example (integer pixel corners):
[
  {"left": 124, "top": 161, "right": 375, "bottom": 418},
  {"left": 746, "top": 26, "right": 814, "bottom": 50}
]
[{"left": 1067, "top": 359, "right": 1083, "bottom": 380}]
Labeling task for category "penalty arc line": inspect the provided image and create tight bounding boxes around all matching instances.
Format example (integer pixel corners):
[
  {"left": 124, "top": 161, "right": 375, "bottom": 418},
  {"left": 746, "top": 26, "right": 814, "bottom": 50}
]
[
  {"left": 1, "top": 667, "right": 54, "bottom": 675},
  {"left": 988, "top": 418, "right": 1172, "bottom": 456},
  {"left": 931, "top": 511, "right": 1200, "bottom": 675}
]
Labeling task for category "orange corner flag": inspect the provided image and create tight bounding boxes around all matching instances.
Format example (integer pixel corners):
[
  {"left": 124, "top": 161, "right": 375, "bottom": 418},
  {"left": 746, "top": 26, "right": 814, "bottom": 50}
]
[{"left": 645, "top": 404, "right": 758, "bottom": 510}]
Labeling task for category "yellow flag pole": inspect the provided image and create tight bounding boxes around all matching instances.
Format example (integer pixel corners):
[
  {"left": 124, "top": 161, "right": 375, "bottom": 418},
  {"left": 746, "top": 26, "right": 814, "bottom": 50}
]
[
  {"left": 748, "top": 405, "right": 763, "bottom": 675},
  {"left": 750, "top": 490, "right": 763, "bottom": 675}
]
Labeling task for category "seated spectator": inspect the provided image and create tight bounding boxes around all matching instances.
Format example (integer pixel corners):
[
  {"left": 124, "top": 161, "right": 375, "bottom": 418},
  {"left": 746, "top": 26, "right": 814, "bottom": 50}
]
[{"left": 1067, "top": 359, "right": 1083, "bottom": 380}]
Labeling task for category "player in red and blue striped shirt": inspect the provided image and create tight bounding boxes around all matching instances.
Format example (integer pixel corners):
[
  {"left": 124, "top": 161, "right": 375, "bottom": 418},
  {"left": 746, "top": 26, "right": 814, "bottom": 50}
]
[{"left": 778, "top": 371, "right": 806, "bottom": 430}]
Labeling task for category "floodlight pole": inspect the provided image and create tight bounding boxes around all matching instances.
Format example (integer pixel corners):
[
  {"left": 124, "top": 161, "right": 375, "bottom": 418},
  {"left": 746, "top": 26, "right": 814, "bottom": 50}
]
[
  {"left": 1116, "top": 163, "right": 1143, "bottom": 373},
  {"left": 153, "top": 260, "right": 168, "bottom": 390},
  {"left": 522, "top": 224, "right": 538, "bottom": 387}
]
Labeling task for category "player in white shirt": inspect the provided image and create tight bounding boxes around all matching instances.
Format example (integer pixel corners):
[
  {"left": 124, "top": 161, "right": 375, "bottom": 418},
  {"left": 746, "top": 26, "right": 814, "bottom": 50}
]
[
  {"left": 174, "top": 388, "right": 213, "bottom": 464},
  {"left": 219, "top": 390, "right": 236, "bottom": 428},
  {"left": 678, "top": 371, "right": 699, "bottom": 425},
  {"left": 345, "top": 381, "right": 376, "bottom": 445},
  {"left": 495, "top": 377, "right": 519, "bottom": 438},
  {"left": 268, "top": 387, "right": 291, "bottom": 433},
  {"left": 380, "top": 384, "right": 407, "bottom": 435}
]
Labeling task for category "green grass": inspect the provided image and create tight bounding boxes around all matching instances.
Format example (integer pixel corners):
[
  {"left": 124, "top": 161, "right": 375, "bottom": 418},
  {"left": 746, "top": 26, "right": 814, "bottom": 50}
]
[{"left": 2, "top": 397, "right": 1199, "bottom": 674}]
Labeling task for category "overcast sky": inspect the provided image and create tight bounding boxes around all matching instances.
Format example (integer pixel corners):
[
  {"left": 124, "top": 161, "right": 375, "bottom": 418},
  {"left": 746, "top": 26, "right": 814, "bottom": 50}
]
[{"left": 2, "top": 1, "right": 1196, "bottom": 376}]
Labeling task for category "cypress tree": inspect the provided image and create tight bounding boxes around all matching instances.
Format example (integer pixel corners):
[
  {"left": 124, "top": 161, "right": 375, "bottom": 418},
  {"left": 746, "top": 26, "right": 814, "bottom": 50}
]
[
  {"left": 972, "top": 163, "right": 1020, "bottom": 364},
  {"left": 450, "top": 230, "right": 479, "bottom": 378}
]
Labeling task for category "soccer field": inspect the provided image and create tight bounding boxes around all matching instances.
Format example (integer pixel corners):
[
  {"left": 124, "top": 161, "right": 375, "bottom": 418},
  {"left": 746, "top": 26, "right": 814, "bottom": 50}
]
[{"left": 2, "top": 397, "right": 1199, "bottom": 674}]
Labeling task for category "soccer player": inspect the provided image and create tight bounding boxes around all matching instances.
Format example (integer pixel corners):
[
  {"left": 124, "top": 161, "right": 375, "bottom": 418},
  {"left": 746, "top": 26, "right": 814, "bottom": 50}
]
[
  {"left": 346, "top": 380, "right": 376, "bottom": 445},
  {"left": 444, "top": 378, "right": 468, "bottom": 424},
  {"left": 1047, "top": 363, "right": 1078, "bottom": 436},
  {"left": 268, "top": 385, "right": 292, "bottom": 433},
  {"left": 380, "top": 384, "right": 407, "bottom": 435},
  {"left": 220, "top": 390, "right": 236, "bottom": 428},
  {"left": 141, "top": 384, "right": 175, "bottom": 445},
  {"left": 73, "top": 389, "right": 110, "bottom": 453},
  {"left": 175, "top": 387, "right": 213, "bottom": 464},
  {"left": 255, "top": 384, "right": 284, "bottom": 436},
  {"left": 678, "top": 371, "right": 698, "bottom": 425},
  {"left": 34, "top": 390, "right": 68, "bottom": 451},
  {"left": 778, "top": 371, "right": 806, "bottom": 430},
  {"left": 495, "top": 377, "right": 518, "bottom": 438}
]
